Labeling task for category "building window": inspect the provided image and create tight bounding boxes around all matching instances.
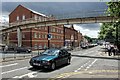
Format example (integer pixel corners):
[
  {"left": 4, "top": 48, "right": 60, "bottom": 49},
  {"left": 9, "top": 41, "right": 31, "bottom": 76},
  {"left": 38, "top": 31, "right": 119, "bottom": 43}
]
[
  {"left": 61, "top": 31, "right": 63, "bottom": 33},
  {"left": 56, "top": 29, "right": 58, "bottom": 33},
  {"left": 45, "top": 34, "right": 47, "bottom": 38},
  {"left": 39, "top": 44, "right": 42, "bottom": 49},
  {"left": 22, "top": 34, "right": 25, "bottom": 38},
  {"left": 39, "top": 26, "right": 41, "bottom": 29},
  {"left": 42, "top": 26, "right": 45, "bottom": 30},
  {"left": 39, "top": 16, "right": 41, "bottom": 21},
  {"left": 38, "top": 33, "right": 41, "bottom": 38},
  {"left": 45, "top": 26, "right": 47, "bottom": 30},
  {"left": 41, "top": 34, "right": 44, "bottom": 38},
  {"left": 44, "top": 18, "right": 47, "bottom": 21},
  {"left": 53, "top": 28, "right": 55, "bottom": 32},
  {"left": 41, "top": 17, "right": 43, "bottom": 21},
  {"left": 34, "top": 44, "right": 38, "bottom": 49},
  {"left": 34, "top": 33, "right": 37, "bottom": 38},
  {"left": 34, "top": 15, "right": 37, "bottom": 20},
  {"left": 44, "top": 43, "right": 47, "bottom": 49},
  {"left": 17, "top": 16, "right": 19, "bottom": 21},
  {"left": 52, "top": 35, "right": 54, "bottom": 39},
  {"left": 22, "top": 15, "right": 25, "bottom": 20}
]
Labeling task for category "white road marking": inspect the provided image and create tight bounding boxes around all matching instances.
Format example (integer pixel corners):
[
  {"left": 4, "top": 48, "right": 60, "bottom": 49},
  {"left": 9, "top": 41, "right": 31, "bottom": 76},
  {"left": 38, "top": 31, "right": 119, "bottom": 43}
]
[
  {"left": 89, "top": 72, "right": 92, "bottom": 74},
  {"left": 13, "top": 72, "right": 37, "bottom": 78},
  {"left": 0, "top": 63, "right": 18, "bottom": 68},
  {"left": 1, "top": 67, "right": 29, "bottom": 74},
  {"left": 74, "top": 61, "right": 90, "bottom": 72},
  {"left": 84, "top": 59, "right": 97, "bottom": 71}
]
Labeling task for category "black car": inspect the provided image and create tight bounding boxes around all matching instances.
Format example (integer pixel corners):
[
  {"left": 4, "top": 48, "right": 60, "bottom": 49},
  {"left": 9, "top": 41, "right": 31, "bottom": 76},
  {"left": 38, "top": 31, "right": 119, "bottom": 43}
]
[
  {"left": 29, "top": 49, "right": 71, "bottom": 70},
  {"left": 15, "top": 47, "right": 31, "bottom": 53}
]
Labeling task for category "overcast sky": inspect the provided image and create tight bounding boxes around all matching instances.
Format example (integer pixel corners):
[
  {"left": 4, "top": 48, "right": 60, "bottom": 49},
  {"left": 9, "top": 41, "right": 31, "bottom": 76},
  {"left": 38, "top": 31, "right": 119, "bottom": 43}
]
[{"left": 1, "top": 2, "right": 108, "bottom": 38}]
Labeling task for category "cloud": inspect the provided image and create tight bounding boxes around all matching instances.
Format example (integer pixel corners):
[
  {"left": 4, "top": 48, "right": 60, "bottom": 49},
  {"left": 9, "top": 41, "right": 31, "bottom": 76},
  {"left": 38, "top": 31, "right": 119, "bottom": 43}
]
[
  {"left": 2, "top": 2, "right": 107, "bottom": 17},
  {"left": 75, "top": 23, "right": 101, "bottom": 30},
  {"left": 0, "top": 15, "right": 9, "bottom": 23},
  {"left": 74, "top": 24, "right": 100, "bottom": 38}
]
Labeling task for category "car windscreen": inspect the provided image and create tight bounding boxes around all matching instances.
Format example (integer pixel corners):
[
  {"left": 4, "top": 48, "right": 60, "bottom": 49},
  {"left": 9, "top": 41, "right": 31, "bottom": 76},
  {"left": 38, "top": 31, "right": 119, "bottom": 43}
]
[{"left": 41, "top": 49, "right": 60, "bottom": 56}]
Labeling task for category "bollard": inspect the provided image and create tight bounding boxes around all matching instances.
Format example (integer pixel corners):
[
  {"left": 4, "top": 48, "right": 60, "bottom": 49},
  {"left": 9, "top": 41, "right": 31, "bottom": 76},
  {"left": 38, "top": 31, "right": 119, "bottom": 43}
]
[{"left": 14, "top": 51, "right": 16, "bottom": 59}]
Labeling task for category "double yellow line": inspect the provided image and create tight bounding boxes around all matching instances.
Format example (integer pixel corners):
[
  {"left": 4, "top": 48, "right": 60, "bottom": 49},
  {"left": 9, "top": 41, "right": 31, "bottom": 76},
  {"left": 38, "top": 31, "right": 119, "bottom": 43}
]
[{"left": 47, "top": 70, "right": 120, "bottom": 80}]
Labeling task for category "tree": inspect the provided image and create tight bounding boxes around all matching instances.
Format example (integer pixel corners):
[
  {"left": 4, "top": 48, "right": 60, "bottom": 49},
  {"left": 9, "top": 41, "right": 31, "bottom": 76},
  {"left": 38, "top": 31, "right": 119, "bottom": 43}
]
[
  {"left": 84, "top": 35, "right": 92, "bottom": 43},
  {"left": 99, "top": 1, "right": 120, "bottom": 50}
]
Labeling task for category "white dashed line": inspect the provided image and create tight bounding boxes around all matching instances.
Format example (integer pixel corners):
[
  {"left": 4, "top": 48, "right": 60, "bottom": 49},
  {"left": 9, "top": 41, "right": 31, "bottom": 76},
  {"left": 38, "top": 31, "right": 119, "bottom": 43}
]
[
  {"left": 2, "top": 66, "right": 30, "bottom": 74},
  {"left": 0, "top": 63, "right": 18, "bottom": 68},
  {"left": 74, "top": 61, "right": 90, "bottom": 72},
  {"left": 84, "top": 59, "right": 97, "bottom": 71}
]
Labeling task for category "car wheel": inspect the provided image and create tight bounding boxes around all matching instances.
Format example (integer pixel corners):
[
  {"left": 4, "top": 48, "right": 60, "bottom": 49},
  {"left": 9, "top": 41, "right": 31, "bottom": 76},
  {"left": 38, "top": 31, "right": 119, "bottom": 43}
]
[
  {"left": 51, "top": 62, "right": 56, "bottom": 70},
  {"left": 67, "top": 58, "right": 71, "bottom": 64}
]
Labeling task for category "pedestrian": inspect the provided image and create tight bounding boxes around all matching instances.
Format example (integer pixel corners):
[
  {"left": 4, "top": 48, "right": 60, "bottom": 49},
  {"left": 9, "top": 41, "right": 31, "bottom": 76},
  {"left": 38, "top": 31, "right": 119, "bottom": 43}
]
[
  {"left": 107, "top": 44, "right": 111, "bottom": 56},
  {"left": 110, "top": 44, "right": 116, "bottom": 56},
  {"left": 4, "top": 45, "right": 8, "bottom": 53},
  {"left": 114, "top": 45, "right": 118, "bottom": 55}
]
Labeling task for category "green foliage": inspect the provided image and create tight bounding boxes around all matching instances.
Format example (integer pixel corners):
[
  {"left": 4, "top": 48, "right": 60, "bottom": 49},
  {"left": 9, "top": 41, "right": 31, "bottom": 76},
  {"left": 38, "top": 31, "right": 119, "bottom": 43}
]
[
  {"left": 107, "top": 2, "right": 120, "bottom": 17},
  {"left": 84, "top": 35, "right": 92, "bottom": 43},
  {"left": 98, "top": 1, "right": 120, "bottom": 49},
  {"left": 98, "top": 23, "right": 115, "bottom": 41}
]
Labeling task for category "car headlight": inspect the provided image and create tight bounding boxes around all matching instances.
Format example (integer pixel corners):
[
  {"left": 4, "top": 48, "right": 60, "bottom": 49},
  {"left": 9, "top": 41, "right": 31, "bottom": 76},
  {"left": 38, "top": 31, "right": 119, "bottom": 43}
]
[
  {"left": 42, "top": 61, "right": 50, "bottom": 65},
  {"left": 28, "top": 49, "right": 31, "bottom": 51}
]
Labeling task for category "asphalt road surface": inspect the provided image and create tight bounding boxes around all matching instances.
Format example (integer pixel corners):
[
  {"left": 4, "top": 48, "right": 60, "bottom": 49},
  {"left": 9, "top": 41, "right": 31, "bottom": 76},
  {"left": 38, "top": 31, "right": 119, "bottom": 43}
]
[{"left": 1, "top": 46, "right": 120, "bottom": 79}]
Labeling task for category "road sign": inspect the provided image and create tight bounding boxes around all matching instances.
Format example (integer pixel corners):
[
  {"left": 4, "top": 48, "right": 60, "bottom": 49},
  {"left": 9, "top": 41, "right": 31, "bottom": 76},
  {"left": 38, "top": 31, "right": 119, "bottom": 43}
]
[{"left": 48, "top": 34, "right": 52, "bottom": 40}]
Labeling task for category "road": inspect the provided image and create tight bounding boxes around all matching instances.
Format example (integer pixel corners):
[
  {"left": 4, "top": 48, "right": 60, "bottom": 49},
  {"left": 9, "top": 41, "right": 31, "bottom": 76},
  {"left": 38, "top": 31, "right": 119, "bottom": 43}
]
[{"left": 1, "top": 46, "right": 120, "bottom": 79}]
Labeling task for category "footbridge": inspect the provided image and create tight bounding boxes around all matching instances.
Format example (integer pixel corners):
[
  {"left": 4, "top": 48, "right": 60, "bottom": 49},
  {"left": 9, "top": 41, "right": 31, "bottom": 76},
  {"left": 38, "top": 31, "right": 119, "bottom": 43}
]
[{"left": 1, "top": 16, "right": 119, "bottom": 34}]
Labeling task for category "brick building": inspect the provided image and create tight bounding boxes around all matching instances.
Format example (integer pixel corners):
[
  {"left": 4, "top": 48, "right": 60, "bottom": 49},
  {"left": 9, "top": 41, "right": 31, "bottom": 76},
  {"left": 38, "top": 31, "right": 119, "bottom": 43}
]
[
  {"left": 9, "top": 5, "right": 64, "bottom": 50},
  {"left": 9, "top": 5, "right": 82, "bottom": 50},
  {"left": 64, "top": 25, "right": 83, "bottom": 47}
]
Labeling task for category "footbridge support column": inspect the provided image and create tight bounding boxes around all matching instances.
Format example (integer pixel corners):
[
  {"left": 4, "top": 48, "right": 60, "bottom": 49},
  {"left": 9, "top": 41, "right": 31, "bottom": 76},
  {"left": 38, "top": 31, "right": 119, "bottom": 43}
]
[{"left": 17, "top": 27, "right": 22, "bottom": 47}]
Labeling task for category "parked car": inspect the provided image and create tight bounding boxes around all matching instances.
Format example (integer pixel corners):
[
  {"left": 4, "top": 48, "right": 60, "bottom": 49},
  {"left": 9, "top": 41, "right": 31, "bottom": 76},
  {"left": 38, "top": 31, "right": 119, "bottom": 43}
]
[
  {"left": 15, "top": 47, "right": 31, "bottom": 53},
  {"left": 29, "top": 48, "right": 71, "bottom": 70},
  {"left": 81, "top": 44, "right": 88, "bottom": 49},
  {"left": 61, "top": 46, "right": 73, "bottom": 51}
]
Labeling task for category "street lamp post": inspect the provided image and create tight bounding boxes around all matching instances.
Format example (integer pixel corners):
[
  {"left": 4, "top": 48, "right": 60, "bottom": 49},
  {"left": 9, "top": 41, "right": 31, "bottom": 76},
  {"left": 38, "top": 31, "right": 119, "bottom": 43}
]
[{"left": 115, "top": 20, "right": 118, "bottom": 48}]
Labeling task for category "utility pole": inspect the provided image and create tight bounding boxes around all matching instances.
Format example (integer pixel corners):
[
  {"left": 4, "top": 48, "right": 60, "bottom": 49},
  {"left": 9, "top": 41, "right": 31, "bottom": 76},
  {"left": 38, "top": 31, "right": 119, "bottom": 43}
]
[
  {"left": 115, "top": 20, "right": 119, "bottom": 48},
  {"left": 48, "top": 26, "right": 50, "bottom": 49},
  {"left": 63, "top": 25, "right": 65, "bottom": 46}
]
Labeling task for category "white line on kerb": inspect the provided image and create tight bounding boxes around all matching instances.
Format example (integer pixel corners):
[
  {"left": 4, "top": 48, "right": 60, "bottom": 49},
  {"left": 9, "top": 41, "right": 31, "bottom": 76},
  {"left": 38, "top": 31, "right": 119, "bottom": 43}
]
[
  {"left": 1, "top": 67, "right": 28, "bottom": 75},
  {"left": 0, "top": 63, "right": 18, "bottom": 68}
]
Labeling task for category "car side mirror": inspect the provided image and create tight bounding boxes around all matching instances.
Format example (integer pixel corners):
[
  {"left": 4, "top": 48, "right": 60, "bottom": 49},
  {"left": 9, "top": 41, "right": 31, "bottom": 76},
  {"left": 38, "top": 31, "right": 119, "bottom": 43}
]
[{"left": 58, "top": 52, "right": 62, "bottom": 57}]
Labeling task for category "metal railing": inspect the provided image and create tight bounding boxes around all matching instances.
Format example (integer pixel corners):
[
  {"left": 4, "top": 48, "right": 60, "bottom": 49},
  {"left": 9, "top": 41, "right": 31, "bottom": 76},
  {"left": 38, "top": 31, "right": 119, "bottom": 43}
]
[{"left": 0, "top": 47, "right": 44, "bottom": 62}]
